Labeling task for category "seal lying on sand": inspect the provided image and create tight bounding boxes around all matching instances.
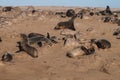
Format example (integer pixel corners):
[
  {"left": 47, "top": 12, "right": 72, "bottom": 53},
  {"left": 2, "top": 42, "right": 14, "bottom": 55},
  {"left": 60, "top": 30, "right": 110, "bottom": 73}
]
[
  {"left": 16, "top": 34, "right": 38, "bottom": 58},
  {"left": 66, "top": 46, "right": 95, "bottom": 58},
  {"left": 27, "top": 33, "right": 50, "bottom": 45},
  {"left": 91, "top": 39, "right": 111, "bottom": 49},
  {"left": 28, "top": 32, "right": 57, "bottom": 46},
  {"left": 1, "top": 53, "right": 13, "bottom": 62},
  {"left": 54, "top": 15, "right": 77, "bottom": 31}
]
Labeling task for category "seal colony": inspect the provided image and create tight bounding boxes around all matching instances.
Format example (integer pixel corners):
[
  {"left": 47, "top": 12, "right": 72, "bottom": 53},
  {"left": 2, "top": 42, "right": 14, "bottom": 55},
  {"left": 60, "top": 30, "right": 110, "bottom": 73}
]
[
  {"left": 0, "top": 5, "right": 119, "bottom": 61},
  {"left": 0, "top": 5, "right": 120, "bottom": 80}
]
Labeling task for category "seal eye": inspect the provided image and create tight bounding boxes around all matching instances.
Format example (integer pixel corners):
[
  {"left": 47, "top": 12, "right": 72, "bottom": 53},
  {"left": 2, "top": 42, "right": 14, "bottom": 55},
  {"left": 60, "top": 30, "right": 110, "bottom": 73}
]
[{"left": 1, "top": 53, "right": 13, "bottom": 62}]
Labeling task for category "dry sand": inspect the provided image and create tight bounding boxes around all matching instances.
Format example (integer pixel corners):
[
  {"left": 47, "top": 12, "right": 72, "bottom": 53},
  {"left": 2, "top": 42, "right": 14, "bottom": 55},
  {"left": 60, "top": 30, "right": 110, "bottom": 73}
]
[{"left": 0, "top": 6, "right": 120, "bottom": 80}]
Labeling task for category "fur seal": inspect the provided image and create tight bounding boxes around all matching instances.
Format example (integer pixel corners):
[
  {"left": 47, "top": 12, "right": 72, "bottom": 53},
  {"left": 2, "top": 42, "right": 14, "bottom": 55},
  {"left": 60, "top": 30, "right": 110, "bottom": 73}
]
[
  {"left": 91, "top": 39, "right": 111, "bottom": 49},
  {"left": 28, "top": 33, "right": 53, "bottom": 46},
  {"left": 16, "top": 34, "right": 38, "bottom": 58},
  {"left": 105, "top": 6, "right": 112, "bottom": 15},
  {"left": 54, "top": 15, "right": 77, "bottom": 31},
  {"left": 66, "top": 46, "right": 95, "bottom": 58},
  {"left": 99, "top": 6, "right": 113, "bottom": 15},
  {"left": 28, "top": 33, "right": 48, "bottom": 45}
]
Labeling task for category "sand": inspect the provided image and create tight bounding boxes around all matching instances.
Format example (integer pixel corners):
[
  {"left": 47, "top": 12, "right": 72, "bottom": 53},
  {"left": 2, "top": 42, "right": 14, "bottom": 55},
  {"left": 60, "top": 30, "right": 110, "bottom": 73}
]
[{"left": 0, "top": 6, "right": 120, "bottom": 80}]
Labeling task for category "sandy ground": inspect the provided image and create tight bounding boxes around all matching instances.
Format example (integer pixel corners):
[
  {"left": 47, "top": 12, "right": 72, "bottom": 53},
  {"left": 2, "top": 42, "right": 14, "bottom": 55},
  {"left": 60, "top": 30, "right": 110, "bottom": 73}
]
[{"left": 0, "top": 6, "right": 120, "bottom": 80}]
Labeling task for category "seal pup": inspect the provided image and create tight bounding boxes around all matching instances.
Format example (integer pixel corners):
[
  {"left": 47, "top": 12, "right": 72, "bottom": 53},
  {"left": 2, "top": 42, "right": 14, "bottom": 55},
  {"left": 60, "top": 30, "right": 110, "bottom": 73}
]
[
  {"left": 28, "top": 33, "right": 52, "bottom": 46},
  {"left": 1, "top": 53, "right": 13, "bottom": 62},
  {"left": 28, "top": 32, "right": 46, "bottom": 45},
  {"left": 66, "top": 46, "right": 95, "bottom": 58},
  {"left": 54, "top": 15, "right": 77, "bottom": 31},
  {"left": 16, "top": 34, "right": 38, "bottom": 58},
  {"left": 99, "top": 6, "right": 113, "bottom": 15},
  {"left": 105, "top": 6, "right": 113, "bottom": 15},
  {"left": 91, "top": 39, "right": 111, "bottom": 49}
]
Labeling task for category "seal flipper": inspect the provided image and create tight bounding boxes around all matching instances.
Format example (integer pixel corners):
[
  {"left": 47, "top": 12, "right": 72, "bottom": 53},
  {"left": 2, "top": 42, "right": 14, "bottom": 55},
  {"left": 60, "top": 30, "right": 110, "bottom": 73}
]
[{"left": 15, "top": 42, "right": 24, "bottom": 53}]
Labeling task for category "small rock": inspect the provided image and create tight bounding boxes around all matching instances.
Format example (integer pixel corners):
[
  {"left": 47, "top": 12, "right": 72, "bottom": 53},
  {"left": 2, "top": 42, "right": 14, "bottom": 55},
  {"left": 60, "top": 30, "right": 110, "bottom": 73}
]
[{"left": 1, "top": 53, "right": 13, "bottom": 62}]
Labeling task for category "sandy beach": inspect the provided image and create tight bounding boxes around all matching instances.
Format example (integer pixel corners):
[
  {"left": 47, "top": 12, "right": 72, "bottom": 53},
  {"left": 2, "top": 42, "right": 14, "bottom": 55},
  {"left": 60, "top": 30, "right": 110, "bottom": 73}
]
[{"left": 0, "top": 6, "right": 120, "bottom": 80}]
